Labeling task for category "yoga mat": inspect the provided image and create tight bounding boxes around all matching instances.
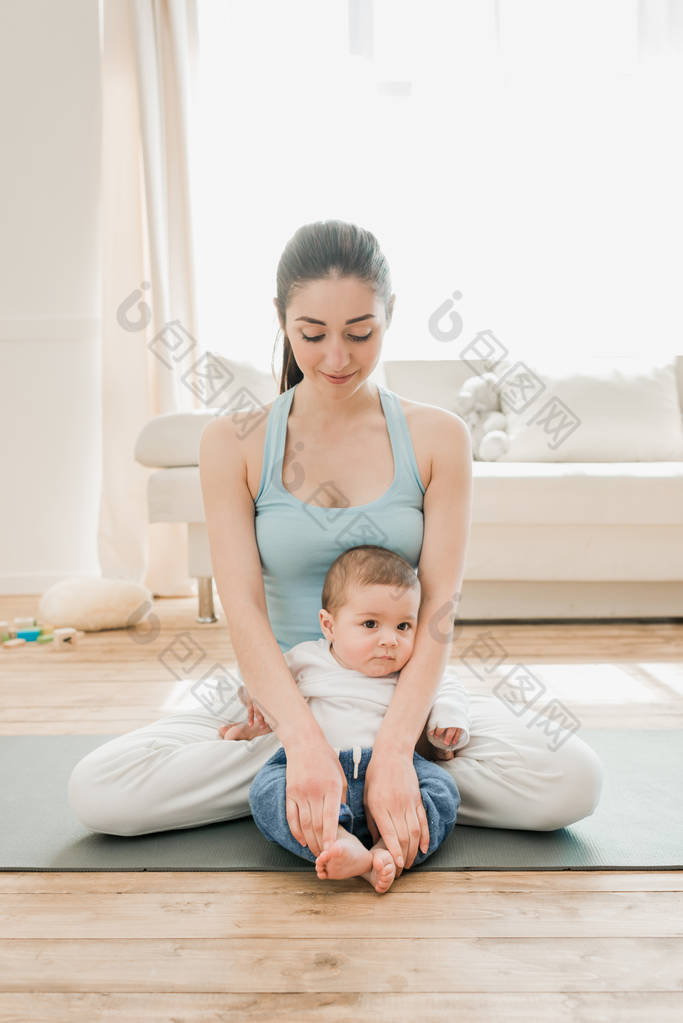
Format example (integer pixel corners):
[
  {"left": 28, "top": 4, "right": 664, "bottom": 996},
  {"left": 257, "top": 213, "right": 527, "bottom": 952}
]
[{"left": 2, "top": 729, "right": 681, "bottom": 871}]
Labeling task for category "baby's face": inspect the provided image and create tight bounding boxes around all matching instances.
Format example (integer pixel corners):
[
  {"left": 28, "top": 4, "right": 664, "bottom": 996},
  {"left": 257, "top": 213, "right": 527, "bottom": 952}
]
[{"left": 320, "top": 582, "right": 420, "bottom": 676}]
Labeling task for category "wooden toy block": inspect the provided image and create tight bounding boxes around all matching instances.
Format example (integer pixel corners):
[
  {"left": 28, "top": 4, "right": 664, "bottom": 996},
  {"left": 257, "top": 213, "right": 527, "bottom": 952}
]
[
  {"left": 17, "top": 628, "right": 41, "bottom": 642},
  {"left": 2, "top": 638, "right": 26, "bottom": 649},
  {"left": 13, "top": 617, "right": 35, "bottom": 629},
  {"left": 52, "top": 627, "right": 84, "bottom": 649}
]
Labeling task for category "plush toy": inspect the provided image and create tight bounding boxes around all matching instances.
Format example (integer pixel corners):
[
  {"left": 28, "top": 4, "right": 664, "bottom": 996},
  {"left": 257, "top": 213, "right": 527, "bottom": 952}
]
[
  {"left": 38, "top": 577, "right": 154, "bottom": 632},
  {"left": 453, "top": 372, "right": 510, "bottom": 460}
]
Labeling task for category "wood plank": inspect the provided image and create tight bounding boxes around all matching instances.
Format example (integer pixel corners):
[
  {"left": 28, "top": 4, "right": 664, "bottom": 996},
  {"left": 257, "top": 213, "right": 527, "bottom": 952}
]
[
  {"left": 1, "top": 891, "right": 682, "bottom": 939},
  {"left": 1, "top": 937, "right": 682, "bottom": 992},
  {"left": 0, "top": 991, "right": 681, "bottom": 1023},
  {"left": 1, "top": 871, "right": 681, "bottom": 894}
]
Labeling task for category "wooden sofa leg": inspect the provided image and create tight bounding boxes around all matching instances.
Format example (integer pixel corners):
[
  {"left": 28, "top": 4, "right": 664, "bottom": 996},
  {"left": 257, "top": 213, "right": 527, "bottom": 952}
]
[{"left": 196, "top": 577, "right": 218, "bottom": 624}]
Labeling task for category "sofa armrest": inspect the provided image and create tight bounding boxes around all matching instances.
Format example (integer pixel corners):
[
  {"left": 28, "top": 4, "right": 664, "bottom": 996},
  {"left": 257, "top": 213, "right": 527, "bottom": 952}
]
[{"left": 134, "top": 410, "right": 219, "bottom": 468}]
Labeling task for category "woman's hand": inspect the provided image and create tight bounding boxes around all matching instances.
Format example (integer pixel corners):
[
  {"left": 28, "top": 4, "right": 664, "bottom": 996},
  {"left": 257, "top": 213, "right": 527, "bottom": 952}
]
[
  {"left": 284, "top": 738, "right": 348, "bottom": 858},
  {"left": 363, "top": 746, "right": 430, "bottom": 876}
]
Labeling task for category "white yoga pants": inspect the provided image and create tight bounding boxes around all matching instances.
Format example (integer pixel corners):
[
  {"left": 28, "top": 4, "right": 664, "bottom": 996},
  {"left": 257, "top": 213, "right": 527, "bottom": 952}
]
[{"left": 67, "top": 687, "right": 604, "bottom": 838}]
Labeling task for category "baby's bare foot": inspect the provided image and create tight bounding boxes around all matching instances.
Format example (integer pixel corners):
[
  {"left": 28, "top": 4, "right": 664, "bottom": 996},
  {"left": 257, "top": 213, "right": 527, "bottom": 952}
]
[
  {"left": 364, "top": 848, "right": 396, "bottom": 894},
  {"left": 315, "top": 836, "right": 372, "bottom": 882},
  {"left": 217, "top": 723, "right": 244, "bottom": 740},
  {"left": 217, "top": 721, "right": 271, "bottom": 741}
]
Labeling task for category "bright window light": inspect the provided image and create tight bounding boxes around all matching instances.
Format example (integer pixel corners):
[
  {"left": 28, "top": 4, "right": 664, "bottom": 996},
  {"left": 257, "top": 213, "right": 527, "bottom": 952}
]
[{"left": 192, "top": 1, "right": 683, "bottom": 370}]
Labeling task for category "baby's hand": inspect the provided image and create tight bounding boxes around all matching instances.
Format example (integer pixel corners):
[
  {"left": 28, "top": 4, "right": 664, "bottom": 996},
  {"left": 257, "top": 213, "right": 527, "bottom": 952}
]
[
  {"left": 428, "top": 726, "right": 463, "bottom": 760},
  {"left": 218, "top": 707, "right": 272, "bottom": 741}
]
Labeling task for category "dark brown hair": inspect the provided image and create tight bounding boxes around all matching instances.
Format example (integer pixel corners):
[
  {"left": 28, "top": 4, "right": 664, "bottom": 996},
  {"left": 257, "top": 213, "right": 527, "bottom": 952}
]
[
  {"left": 271, "top": 220, "right": 393, "bottom": 395},
  {"left": 321, "top": 545, "right": 420, "bottom": 619}
]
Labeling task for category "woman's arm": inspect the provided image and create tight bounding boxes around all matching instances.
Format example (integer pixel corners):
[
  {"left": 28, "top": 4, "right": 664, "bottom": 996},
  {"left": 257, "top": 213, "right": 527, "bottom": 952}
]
[
  {"left": 375, "top": 409, "right": 472, "bottom": 751},
  {"left": 199, "top": 415, "right": 325, "bottom": 749},
  {"left": 200, "top": 415, "right": 348, "bottom": 855},
  {"left": 363, "top": 409, "right": 473, "bottom": 869}
]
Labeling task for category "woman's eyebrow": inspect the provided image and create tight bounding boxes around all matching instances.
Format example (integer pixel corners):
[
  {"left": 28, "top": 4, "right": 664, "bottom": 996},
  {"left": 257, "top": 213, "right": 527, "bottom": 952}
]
[{"left": 294, "top": 314, "right": 376, "bottom": 325}]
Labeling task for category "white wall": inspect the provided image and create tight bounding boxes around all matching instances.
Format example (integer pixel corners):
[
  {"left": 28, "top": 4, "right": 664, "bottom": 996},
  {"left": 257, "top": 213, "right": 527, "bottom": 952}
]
[{"left": 0, "top": 0, "right": 101, "bottom": 594}]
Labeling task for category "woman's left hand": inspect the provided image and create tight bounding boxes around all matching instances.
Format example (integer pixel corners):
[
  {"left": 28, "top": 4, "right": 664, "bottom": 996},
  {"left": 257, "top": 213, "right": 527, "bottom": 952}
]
[{"left": 363, "top": 746, "right": 430, "bottom": 876}]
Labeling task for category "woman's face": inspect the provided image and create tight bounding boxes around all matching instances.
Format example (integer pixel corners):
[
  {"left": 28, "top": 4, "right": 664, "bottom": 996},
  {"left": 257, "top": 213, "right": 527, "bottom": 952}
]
[{"left": 275, "top": 276, "right": 394, "bottom": 393}]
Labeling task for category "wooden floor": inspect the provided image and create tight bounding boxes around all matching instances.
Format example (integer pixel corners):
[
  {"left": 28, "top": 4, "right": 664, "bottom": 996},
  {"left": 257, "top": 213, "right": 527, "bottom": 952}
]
[{"left": 1, "top": 594, "right": 682, "bottom": 1021}]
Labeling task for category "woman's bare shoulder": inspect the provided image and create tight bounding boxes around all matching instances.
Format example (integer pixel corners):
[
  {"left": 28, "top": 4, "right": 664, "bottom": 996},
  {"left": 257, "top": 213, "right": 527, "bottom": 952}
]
[
  {"left": 394, "top": 393, "right": 470, "bottom": 490},
  {"left": 200, "top": 398, "right": 279, "bottom": 499},
  {"left": 395, "top": 392, "right": 464, "bottom": 425}
]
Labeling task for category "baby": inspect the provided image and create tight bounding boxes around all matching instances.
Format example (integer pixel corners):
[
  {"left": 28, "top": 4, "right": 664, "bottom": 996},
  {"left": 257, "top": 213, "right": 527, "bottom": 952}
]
[{"left": 217, "top": 544, "right": 471, "bottom": 894}]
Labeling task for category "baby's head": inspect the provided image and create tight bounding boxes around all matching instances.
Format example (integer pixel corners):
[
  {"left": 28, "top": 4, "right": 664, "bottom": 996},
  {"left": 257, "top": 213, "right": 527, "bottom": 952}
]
[{"left": 318, "top": 545, "right": 421, "bottom": 676}]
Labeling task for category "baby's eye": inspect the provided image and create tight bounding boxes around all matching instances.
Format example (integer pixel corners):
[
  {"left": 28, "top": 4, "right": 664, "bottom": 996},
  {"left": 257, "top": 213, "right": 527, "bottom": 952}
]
[{"left": 361, "top": 620, "right": 411, "bottom": 631}]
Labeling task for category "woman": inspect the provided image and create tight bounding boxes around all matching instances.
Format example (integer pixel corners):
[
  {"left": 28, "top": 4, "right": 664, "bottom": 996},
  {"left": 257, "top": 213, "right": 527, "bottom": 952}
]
[{"left": 67, "top": 221, "right": 603, "bottom": 873}]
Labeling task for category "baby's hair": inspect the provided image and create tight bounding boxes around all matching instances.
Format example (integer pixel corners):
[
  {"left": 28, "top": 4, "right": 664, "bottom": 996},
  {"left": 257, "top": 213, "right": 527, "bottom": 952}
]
[{"left": 321, "top": 545, "right": 420, "bottom": 619}]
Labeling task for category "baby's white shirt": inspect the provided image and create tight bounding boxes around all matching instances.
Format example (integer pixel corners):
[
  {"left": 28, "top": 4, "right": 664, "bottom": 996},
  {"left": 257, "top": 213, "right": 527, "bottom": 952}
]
[{"left": 238, "top": 638, "right": 471, "bottom": 757}]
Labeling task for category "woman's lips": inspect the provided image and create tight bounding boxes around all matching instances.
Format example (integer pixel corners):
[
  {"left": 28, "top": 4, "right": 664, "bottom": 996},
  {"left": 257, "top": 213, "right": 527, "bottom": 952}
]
[{"left": 321, "top": 371, "right": 356, "bottom": 383}]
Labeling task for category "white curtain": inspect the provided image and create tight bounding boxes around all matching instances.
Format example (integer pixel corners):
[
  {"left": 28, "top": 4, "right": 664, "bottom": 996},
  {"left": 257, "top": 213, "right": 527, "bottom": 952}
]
[
  {"left": 99, "top": 0, "right": 202, "bottom": 596},
  {"left": 638, "top": 0, "right": 683, "bottom": 57}
]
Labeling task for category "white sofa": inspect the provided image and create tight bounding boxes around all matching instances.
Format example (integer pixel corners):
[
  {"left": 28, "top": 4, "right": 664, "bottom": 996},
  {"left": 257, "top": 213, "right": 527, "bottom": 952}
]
[{"left": 135, "top": 357, "right": 683, "bottom": 623}]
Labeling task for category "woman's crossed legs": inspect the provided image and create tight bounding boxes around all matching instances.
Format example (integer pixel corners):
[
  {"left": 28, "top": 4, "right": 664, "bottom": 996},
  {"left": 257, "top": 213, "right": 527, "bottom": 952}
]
[{"left": 67, "top": 688, "right": 603, "bottom": 839}]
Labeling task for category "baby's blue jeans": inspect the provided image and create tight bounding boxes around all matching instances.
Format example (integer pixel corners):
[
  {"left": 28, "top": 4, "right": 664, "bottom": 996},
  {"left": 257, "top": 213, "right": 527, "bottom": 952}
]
[{"left": 248, "top": 745, "right": 461, "bottom": 866}]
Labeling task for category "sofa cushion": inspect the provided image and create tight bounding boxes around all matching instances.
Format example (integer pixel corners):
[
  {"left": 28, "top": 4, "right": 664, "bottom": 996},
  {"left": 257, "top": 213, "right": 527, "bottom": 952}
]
[
  {"left": 496, "top": 357, "right": 683, "bottom": 462},
  {"left": 135, "top": 355, "right": 279, "bottom": 467},
  {"left": 382, "top": 357, "right": 683, "bottom": 462},
  {"left": 135, "top": 410, "right": 219, "bottom": 468},
  {"left": 472, "top": 461, "right": 683, "bottom": 524},
  {"left": 205, "top": 354, "right": 280, "bottom": 411},
  {"left": 383, "top": 359, "right": 482, "bottom": 411}
]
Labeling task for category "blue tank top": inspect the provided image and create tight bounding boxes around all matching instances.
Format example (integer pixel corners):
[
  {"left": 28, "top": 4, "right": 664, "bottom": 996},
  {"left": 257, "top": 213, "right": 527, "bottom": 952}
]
[{"left": 254, "top": 382, "right": 426, "bottom": 653}]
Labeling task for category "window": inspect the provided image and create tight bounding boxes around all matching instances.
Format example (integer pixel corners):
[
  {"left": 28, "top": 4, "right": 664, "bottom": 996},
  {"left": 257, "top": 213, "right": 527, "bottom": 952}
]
[{"left": 193, "top": 1, "right": 683, "bottom": 370}]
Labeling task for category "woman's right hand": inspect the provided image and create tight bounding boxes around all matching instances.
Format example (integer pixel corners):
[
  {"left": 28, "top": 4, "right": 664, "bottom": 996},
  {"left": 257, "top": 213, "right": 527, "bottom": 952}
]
[{"left": 284, "top": 739, "right": 348, "bottom": 857}]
